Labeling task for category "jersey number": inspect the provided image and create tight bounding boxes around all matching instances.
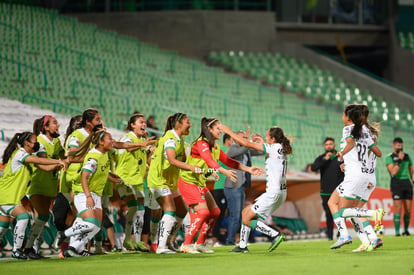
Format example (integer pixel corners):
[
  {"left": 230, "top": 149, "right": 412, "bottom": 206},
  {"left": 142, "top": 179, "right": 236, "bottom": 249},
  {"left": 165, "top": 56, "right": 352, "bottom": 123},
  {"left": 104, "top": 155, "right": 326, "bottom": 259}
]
[{"left": 356, "top": 144, "right": 367, "bottom": 162}]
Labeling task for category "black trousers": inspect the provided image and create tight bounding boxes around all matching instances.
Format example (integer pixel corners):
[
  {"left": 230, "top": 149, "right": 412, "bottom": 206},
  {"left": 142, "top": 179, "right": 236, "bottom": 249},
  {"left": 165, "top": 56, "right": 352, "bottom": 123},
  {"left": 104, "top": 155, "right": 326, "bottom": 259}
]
[
  {"left": 52, "top": 193, "right": 71, "bottom": 231},
  {"left": 321, "top": 194, "right": 334, "bottom": 240},
  {"left": 212, "top": 189, "right": 227, "bottom": 241}
]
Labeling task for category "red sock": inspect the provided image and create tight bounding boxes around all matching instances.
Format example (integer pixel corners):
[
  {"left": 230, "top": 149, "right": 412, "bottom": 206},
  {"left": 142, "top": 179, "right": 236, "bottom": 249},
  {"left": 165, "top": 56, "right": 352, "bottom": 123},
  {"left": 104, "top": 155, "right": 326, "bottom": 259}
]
[
  {"left": 196, "top": 207, "right": 220, "bottom": 245},
  {"left": 61, "top": 241, "right": 69, "bottom": 251},
  {"left": 184, "top": 208, "right": 210, "bottom": 245}
]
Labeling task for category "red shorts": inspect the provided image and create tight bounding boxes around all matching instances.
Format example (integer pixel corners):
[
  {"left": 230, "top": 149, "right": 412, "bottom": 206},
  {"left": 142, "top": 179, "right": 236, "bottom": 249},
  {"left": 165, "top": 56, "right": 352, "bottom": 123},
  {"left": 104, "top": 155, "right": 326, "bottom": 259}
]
[{"left": 178, "top": 177, "right": 208, "bottom": 206}]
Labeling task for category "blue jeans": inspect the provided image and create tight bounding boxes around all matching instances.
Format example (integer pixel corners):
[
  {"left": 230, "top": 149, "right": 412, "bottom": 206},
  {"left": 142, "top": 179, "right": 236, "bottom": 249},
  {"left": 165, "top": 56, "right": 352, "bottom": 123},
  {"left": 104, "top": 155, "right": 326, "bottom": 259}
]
[{"left": 224, "top": 186, "right": 245, "bottom": 245}]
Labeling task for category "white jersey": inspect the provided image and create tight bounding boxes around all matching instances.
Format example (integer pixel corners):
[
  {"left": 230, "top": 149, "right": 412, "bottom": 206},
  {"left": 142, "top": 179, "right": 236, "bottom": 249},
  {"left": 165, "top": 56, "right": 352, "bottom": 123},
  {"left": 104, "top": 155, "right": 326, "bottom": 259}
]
[
  {"left": 366, "top": 127, "right": 377, "bottom": 175},
  {"left": 262, "top": 143, "right": 287, "bottom": 193},
  {"left": 340, "top": 124, "right": 375, "bottom": 176}
]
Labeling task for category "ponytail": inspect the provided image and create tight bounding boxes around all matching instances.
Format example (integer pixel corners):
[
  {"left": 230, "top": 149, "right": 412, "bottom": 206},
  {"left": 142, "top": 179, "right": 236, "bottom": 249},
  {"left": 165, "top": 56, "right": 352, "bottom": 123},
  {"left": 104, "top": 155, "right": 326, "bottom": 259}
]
[
  {"left": 33, "top": 115, "right": 52, "bottom": 136},
  {"left": 2, "top": 131, "right": 32, "bottom": 163},
  {"left": 268, "top": 126, "right": 292, "bottom": 155},
  {"left": 64, "top": 115, "right": 82, "bottom": 145},
  {"left": 194, "top": 117, "right": 217, "bottom": 150},
  {"left": 164, "top": 112, "right": 186, "bottom": 134},
  {"left": 345, "top": 105, "right": 363, "bottom": 140},
  {"left": 68, "top": 129, "right": 106, "bottom": 159},
  {"left": 359, "top": 104, "right": 380, "bottom": 137}
]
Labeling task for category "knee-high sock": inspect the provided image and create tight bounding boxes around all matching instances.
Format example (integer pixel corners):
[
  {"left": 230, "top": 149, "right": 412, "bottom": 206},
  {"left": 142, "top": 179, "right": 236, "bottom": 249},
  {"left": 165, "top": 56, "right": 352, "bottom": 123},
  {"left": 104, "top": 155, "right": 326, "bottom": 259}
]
[
  {"left": 196, "top": 207, "right": 220, "bottom": 245},
  {"left": 69, "top": 218, "right": 101, "bottom": 253},
  {"left": 25, "top": 214, "right": 49, "bottom": 249},
  {"left": 168, "top": 214, "right": 186, "bottom": 244},
  {"left": 362, "top": 219, "right": 378, "bottom": 242},
  {"left": 33, "top": 227, "right": 44, "bottom": 253},
  {"left": 404, "top": 214, "right": 411, "bottom": 232},
  {"left": 333, "top": 211, "right": 349, "bottom": 238},
  {"left": 69, "top": 217, "right": 83, "bottom": 244},
  {"left": 0, "top": 221, "right": 10, "bottom": 245},
  {"left": 150, "top": 216, "right": 161, "bottom": 245},
  {"left": 14, "top": 212, "right": 30, "bottom": 251},
  {"left": 181, "top": 213, "right": 191, "bottom": 237},
  {"left": 124, "top": 200, "right": 138, "bottom": 242},
  {"left": 350, "top": 218, "right": 369, "bottom": 244},
  {"left": 64, "top": 216, "right": 95, "bottom": 238},
  {"left": 239, "top": 224, "right": 251, "bottom": 249},
  {"left": 394, "top": 213, "right": 401, "bottom": 235},
  {"left": 158, "top": 211, "right": 176, "bottom": 249},
  {"left": 340, "top": 208, "right": 375, "bottom": 218},
  {"left": 183, "top": 208, "right": 209, "bottom": 245},
  {"left": 133, "top": 205, "right": 145, "bottom": 243},
  {"left": 250, "top": 220, "right": 279, "bottom": 238}
]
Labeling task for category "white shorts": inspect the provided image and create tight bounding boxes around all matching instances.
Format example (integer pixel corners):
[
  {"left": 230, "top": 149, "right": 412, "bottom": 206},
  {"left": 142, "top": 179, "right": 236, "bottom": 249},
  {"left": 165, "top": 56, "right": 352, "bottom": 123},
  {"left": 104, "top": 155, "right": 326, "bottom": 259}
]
[
  {"left": 357, "top": 173, "right": 376, "bottom": 202},
  {"left": 74, "top": 192, "right": 102, "bottom": 214},
  {"left": 148, "top": 187, "right": 172, "bottom": 210},
  {"left": 117, "top": 184, "right": 144, "bottom": 199},
  {"left": 0, "top": 205, "right": 19, "bottom": 217},
  {"left": 336, "top": 173, "right": 370, "bottom": 201},
  {"left": 252, "top": 190, "right": 287, "bottom": 220}
]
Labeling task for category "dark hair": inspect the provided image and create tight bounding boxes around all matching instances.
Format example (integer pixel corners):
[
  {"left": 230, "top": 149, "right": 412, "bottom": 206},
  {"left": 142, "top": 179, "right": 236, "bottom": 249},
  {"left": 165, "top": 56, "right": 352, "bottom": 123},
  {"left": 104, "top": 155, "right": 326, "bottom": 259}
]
[
  {"left": 125, "top": 113, "right": 145, "bottom": 132},
  {"left": 195, "top": 117, "right": 219, "bottom": 150},
  {"left": 80, "top": 108, "right": 99, "bottom": 128},
  {"left": 164, "top": 112, "right": 186, "bottom": 133},
  {"left": 68, "top": 129, "right": 108, "bottom": 158},
  {"left": 2, "top": 131, "right": 33, "bottom": 163},
  {"left": 33, "top": 115, "right": 52, "bottom": 136},
  {"left": 64, "top": 115, "right": 82, "bottom": 145},
  {"left": 268, "top": 126, "right": 292, "bottom": 155},
  {"left": 344, "top": 104, "right": 363, "bottom": 140},
  {"left": 393, "top": 137, "right": 403, "bottom": 144},
  {"left": 223, "top": 133, "right": 231, "bottom": 144},
  {"left": 359, "top": 104, "right": 380, "bottom": 137},
  {"left": 324, "top": 136, "right": 335, "bottom": 143}
]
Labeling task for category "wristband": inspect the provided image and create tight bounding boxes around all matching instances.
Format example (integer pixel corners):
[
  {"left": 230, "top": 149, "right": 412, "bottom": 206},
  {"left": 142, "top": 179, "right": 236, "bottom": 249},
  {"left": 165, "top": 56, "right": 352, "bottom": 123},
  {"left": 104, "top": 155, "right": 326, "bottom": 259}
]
[{"left": 87, "top": 195, "right": 92, "bottom": 198}]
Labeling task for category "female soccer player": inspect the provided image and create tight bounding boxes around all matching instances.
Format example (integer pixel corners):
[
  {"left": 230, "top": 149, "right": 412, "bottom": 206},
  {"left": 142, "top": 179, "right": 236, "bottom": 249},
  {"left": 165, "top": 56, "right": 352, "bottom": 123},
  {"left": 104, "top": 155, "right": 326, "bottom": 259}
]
[
  {"left": 178, "top": 117, "right": 263, "bottom": 254},
  {"left": 115, "top": 113, "right": 156, "bottom": 251},
  {"left": 24, "top": 115, "right": 66, "bottom": 259},
  {"left": 328, "top": 104, "right": 383, "bottom": 252},
  {"left": 0, "top": 132, "right": 65, "bottom": 259},
  {"left": 221, "top": 125, "right": 292, "bottom": 253},
  {"left": 55, "top": 129, "right": 124, "bottom": 257},
  {"left": 148, "top": 112, "right": 202, "bottom": 254}
]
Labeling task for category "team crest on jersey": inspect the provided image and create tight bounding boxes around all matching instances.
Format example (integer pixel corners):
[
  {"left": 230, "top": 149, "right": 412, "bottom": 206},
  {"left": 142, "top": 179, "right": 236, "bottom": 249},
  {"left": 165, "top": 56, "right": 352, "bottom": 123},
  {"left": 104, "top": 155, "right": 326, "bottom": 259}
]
[{"left": 367, "top": 182, "right": 374, "bottom": 190}]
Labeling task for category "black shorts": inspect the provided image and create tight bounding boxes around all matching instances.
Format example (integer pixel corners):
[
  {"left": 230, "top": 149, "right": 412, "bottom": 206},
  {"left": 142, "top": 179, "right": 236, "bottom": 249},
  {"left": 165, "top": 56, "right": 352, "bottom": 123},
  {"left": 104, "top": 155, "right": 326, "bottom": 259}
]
[{"left": 390, "top": 178, "right": 413, "bottom": 200}]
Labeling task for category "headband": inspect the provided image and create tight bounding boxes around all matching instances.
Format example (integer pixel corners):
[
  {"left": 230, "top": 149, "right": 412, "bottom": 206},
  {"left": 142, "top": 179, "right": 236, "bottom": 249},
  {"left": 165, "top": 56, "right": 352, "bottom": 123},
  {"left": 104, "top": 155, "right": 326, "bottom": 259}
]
[
  {"left": 23, "top": 132, "right": 32, "bottom": 142},
  {"left": 174, "top": 113, "right": 185, "bottom": 126},
  {"left": 42, "top": 115, "right": 52, "bottom": 132},
  {"left": 207, "top": 119, "right": 217, "bottom": 127},
  {"left": 97, "top": 131, "right": 106, "bottom": 144}
]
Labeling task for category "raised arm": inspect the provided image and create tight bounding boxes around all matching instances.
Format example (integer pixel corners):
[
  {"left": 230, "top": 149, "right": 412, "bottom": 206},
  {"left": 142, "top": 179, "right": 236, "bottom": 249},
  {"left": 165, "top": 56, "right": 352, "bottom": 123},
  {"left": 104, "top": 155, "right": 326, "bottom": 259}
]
[{"left": 220, "top": 125, "right": 263, "bottom": 152}]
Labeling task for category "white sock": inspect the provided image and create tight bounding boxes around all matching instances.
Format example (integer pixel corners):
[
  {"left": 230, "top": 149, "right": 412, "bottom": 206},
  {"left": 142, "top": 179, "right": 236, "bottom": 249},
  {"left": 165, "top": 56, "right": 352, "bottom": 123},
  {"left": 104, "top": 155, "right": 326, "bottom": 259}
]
[
  {"left": 133, "top": 209, "right": 145, "bottom": 243},
  {"left": 252, "top": 220, "right": 278, "bottom": 238},
  {"left": 71, "top": 223, "right": 100, "bottom": 253},
  {"left": 363, "top": 220, "right": 378, "bottom": 242},
  {"left": 181, "top": 213, "right": 191, "bottom": 237},
  {"left": 157, "top": 214, "right": 176, "bottom": 249},
  {"left": 168, "top": 216, "right": 183, "bottom": 245},
  {"left": 350, "top": 218, "right": 370, "bottom": 244},
  {"left": 150, "top": 218, "right": 160, "bottom": 245},
  {"left": 334, "top": 217, "right": 349, "bottom": 238},
  {"left": 239, "top": 224, "right": 251, "bottom": 249},
  {"left": 33, "top": 228, "right": 44, "bottom": 253},
  {"left": 64, "top": 218, "right": 94, "bottom": 237},
  {"left": 342, "top": 208, "right": 375, "bottom": 218},
  {"left": 124, "top": 206, "right": 138, "bottom": 241},
  {"left": 25, "top": 219, "right": 46, "bottom": 249},
  {"left": 14, "top": 218, "right": 29, "bottom": 250}
]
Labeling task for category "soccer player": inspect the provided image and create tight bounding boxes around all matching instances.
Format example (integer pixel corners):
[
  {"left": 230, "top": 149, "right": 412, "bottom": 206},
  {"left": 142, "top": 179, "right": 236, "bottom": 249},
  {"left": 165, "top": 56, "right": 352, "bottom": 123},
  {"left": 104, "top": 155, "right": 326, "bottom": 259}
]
[
  {"left": 178, "top": 117, "right": 263, "bottom": 253},
  {"left": 147, "top": 112, "right": 202, "bottom": 254},
  {"left": 54, "top": 129, "right": 124, "bottom": 257},
  {"left": 328, "top": 104, "right": 383, "bottom": 252},
  {"left": 115, "top": 113, "right": 156, "bottom": 251},
  {"left": 221, "top": 125, "right": 291, "bottom": 253},
  {"left": 0, "top": 132, "right": 65, "bottom": 259},
  {"left": 24, "top": 115, "right": 66, "bottom": 259}
]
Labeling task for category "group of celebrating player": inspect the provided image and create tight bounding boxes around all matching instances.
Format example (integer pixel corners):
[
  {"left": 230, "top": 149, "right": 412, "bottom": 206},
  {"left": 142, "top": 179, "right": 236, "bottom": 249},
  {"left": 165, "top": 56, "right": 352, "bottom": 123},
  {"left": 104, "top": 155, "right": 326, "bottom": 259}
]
[{"left": 0, "top": 103, "right": 384, "bottom": 260}]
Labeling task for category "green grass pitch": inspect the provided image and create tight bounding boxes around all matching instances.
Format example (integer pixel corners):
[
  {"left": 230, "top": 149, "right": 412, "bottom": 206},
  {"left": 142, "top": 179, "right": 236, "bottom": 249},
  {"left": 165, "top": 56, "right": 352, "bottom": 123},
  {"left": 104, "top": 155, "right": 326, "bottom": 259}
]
[{"left": 1, "top": 236, "right": 413, "bottom": 275}]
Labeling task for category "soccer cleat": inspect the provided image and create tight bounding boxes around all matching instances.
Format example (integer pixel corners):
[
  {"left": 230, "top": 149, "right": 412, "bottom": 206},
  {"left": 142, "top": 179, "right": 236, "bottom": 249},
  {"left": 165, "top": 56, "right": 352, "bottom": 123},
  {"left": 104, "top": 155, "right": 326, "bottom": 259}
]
[
  {"left": 123, "top": 240, "right": 136, "bottom": 251},
  {"left": 330, "top": 235, "right": 352, "bottom": 249},
  {"left": 11, "top": 249, "right": 28, "bottom": 260},
  {"left": 268, "top": 234, "right": 285, "bottom": 252},
  {"left": 372, "top": 209, "right": 385, "bottom": 232},
  {"left": 402, "top": 231, "right": 410, "bottom": 236},
  {"left": 150, "top": 243, "right": 158, "bottom": 252},
  {"left": 156, "top": 248, "right": 176, "bottom": 254},
  {"left": 194, "top": 244, "right": 214, "bottom": 254},
  {"left": 62, "top": 246, "right": 80, "bottom": 258},
  {"left": 134, "top": 241, "right": 149, "bottom": 252},
  {"left": 24, "top": 248, "right": 42, "bottom": 260},
  {"left": 179, "top": 244, "right": 200, "bottom": 254},
  {"left": 80, "top": 250, "right": 93, "bottom": 256},
  {"left": 352, "top": 243, "right": 370, "bottom": 253},
  {"left": 58, "top": 250, "right": 65, "bottom": 259},
  {"left": 367, "top": 238, "right": 383, "bottom": 252},
  {"left": 110, "top": 247, "right": 122, "bottom": 253},
  {"left": 230, "top": 246, "right": 249, "bottom": 253},
  {"left": 53, "top": 231, "right": 66, "bottom": 250}
]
